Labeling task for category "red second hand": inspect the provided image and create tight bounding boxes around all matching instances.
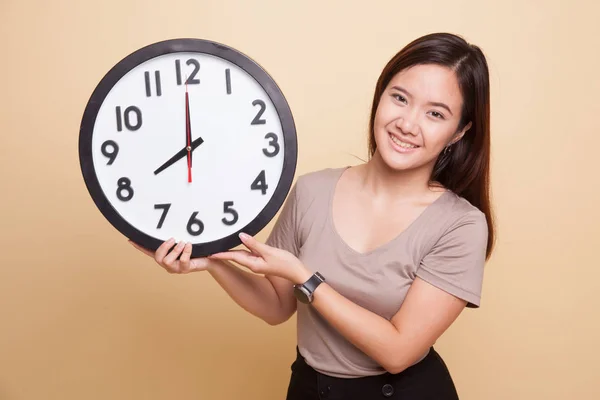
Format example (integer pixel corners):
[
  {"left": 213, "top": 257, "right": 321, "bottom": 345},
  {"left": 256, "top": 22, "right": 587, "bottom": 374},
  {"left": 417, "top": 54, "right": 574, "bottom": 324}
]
[{"left": 185, "top": 80, "right": 192, "bottom": 183}]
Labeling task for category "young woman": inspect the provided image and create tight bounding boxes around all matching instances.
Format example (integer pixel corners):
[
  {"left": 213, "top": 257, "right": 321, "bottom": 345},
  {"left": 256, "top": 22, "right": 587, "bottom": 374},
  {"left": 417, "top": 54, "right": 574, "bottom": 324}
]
[{"left": 130, "top": 32, "right": 495, "bottom": 399}]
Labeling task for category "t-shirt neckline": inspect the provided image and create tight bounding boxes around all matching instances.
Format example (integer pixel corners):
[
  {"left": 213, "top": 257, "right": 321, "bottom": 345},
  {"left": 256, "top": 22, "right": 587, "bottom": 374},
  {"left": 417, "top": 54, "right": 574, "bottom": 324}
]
[{"left": 326, "top": 166, "right": 451, "bottom": 257}]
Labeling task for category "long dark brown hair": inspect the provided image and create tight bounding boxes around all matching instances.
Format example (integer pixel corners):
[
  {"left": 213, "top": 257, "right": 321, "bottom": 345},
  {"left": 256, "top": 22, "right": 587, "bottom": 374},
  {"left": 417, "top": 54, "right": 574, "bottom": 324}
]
[{"left": 368, "top": 32, "right": 495, "bottom": 259}]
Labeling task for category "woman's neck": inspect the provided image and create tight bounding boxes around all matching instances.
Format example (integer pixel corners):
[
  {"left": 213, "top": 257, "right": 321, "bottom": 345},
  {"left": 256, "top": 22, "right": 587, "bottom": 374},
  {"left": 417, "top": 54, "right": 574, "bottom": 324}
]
[{"left": 358, "top": 152, "right": 440, "bottom": 203}]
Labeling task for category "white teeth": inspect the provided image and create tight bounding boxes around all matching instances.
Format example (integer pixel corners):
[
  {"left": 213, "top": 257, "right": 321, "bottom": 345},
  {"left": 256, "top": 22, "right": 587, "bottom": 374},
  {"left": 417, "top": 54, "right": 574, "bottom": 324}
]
[{"left": 389, "top": 133, "right": 418, "bottom": 148}]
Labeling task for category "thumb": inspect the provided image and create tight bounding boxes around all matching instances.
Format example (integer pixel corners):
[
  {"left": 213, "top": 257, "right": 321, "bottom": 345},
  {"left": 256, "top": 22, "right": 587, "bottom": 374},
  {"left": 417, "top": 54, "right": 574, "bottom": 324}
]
[{"left": 190, "top": 258, "right": 211, "bottom": 271}]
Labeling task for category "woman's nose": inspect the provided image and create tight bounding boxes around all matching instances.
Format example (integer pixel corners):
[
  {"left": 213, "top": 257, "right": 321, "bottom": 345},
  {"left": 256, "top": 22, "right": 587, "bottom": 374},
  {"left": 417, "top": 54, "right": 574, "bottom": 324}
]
[{"left": 395, "top": 114, "right": 418, "bottom": 135}]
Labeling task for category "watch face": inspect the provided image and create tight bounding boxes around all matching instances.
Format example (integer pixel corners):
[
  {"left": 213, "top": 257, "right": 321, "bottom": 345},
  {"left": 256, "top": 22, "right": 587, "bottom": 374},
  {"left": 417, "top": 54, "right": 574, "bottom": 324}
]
[
  {"left": 79, "top": 39, "right": 297, "bottom": 257},
  {"left": 294, "top": 286, "right": 311, "bottom": 304}
]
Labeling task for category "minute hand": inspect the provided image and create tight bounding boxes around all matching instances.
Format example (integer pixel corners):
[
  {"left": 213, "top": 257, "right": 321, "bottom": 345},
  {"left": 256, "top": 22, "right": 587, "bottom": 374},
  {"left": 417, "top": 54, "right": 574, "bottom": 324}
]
[{"left": 154, "top": 136, "right": 204, "bottom": 176}]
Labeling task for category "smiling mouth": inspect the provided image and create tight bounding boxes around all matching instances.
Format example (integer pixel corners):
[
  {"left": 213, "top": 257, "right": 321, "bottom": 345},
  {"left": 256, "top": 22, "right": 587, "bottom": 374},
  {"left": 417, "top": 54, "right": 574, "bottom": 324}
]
[{"left": 389, "top": 132, "right": 420, "bottom": 149}]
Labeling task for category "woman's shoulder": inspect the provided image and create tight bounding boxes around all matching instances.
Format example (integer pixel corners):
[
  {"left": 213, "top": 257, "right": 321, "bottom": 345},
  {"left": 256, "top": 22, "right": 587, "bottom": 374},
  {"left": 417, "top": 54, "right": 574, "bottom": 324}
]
[
  {"left": 436, "top": 190, "right": 488, "bottom": 236},
  {"left": 443, "top": 190, "right": 484, "bottom": 215},
  {"left": 294, "top": 166, "right": 347, "bottom": 194}
]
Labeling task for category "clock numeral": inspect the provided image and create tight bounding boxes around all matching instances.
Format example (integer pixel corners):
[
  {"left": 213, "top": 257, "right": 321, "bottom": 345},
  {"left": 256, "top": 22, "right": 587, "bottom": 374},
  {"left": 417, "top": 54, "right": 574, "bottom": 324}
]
[
  {"left": 222, "top": 201, "right": 239, "bottom": 226},
  {"left": 154, "top": 203, "right": 171, "bottom": 229},
  {"left": 251, "top": 170, "right": 268, "bottom": 195},
  {"left": 176, "top": 59, "right": 200, "bottom": 85},
  {"left": 116, "top": 106, "right": 142, "bottom": 132},
  {"left": 101, "top": 140, "right": 119, "bottom": 165},
  {"left": 116, "top": 177, "right": 134, "bottom": 201},
  {"left": 187, "top": 212, "right": 205, "bottom": 236},
  {"left": 145, "top": 70, "right": 162, "bottom": 97},
  {"left": 263, "top": 132, "right": 280, "bottom": 157},
  {"left": 251, "top": 100, "right": 266, "bottom": 125},
  {"left": 225, "top": 68, "right": 232, "bottom": 94}
]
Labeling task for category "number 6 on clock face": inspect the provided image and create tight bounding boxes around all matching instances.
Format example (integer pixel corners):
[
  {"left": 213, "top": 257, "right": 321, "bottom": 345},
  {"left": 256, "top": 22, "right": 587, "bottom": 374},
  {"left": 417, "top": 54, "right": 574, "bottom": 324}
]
[{"left": 79, "top": 38, "right": 297, "bottom": 257}]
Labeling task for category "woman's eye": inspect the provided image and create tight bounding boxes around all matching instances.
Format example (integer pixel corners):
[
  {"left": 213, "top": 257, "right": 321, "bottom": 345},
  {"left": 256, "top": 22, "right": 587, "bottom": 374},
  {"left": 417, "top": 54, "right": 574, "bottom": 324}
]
[
  {"left": 430, "top": 111, "right": 445, "bottom": 119},
  {"left": 393, "top": 94, "right": 407, "bottom": 103}
]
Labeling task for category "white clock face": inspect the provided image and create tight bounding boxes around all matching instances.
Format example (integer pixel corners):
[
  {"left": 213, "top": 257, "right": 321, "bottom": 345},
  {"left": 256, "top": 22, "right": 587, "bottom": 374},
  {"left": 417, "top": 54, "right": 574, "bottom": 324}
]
[{"left": 89, "top": 51, "right": 287, "bottom": 244}]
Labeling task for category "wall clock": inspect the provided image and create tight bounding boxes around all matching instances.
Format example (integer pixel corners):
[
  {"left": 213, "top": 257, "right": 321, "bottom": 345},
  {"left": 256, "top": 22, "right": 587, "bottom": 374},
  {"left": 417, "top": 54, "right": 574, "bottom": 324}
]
[{"left": 79, "top": 38, "right": 297, "bottom": 257}]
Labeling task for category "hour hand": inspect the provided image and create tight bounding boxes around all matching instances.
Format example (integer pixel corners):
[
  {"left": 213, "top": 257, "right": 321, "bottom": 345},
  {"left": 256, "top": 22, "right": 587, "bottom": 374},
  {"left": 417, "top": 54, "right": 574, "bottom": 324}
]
[{"left": 154, "top": 136, "right": 204, "bottom": 175}]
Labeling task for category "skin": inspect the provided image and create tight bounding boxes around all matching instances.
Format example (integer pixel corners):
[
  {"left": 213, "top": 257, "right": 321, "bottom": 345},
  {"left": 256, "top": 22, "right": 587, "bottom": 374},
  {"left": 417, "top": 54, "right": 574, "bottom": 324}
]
[{"left": 130, "top": 64, "right": 474, "bottom": 374}]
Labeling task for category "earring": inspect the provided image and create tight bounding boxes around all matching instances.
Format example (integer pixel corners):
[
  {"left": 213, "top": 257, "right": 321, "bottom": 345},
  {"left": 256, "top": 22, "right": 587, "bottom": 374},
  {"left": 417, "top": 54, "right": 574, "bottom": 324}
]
[{"left": 443, "top": 145, "right": 452, "bottom": 155}]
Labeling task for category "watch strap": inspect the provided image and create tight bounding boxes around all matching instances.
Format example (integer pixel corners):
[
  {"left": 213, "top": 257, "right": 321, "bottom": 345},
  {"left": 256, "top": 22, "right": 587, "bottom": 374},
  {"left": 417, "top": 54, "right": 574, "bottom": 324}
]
[{"left": 302, "top": 272, "right": 325, "bottom": 293}]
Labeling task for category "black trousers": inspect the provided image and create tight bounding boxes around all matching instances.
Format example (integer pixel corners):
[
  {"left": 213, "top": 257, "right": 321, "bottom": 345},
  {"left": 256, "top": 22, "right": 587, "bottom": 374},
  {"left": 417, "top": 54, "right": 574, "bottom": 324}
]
[{"left": 285, "top": 347, "right": 460, "bottom": 400}]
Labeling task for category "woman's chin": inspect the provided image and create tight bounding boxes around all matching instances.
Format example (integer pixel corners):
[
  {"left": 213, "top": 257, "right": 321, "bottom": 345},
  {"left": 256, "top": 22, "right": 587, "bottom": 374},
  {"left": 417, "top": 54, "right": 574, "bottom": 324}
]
[{"left": 376, "top": 147, "right": 418, "bottom": 170}]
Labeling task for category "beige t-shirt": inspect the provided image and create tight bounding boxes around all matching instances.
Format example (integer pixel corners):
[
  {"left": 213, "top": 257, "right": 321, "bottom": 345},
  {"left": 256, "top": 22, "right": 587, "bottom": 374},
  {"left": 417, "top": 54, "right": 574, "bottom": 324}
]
[{"left": 266, "top": 167, "right": 488, "bottom": 378}]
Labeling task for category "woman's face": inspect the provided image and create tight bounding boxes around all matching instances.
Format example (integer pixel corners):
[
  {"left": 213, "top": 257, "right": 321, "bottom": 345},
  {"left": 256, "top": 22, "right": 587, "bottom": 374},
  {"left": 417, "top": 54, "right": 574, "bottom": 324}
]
[{"left": 373, "top": 64, "right": 471, "bottom": 173}]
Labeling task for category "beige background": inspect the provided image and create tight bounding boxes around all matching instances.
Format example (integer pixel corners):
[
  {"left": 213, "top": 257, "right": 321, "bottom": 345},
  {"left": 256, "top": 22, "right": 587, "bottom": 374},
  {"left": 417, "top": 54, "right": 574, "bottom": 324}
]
[{"left": 1, "top": 0, "right": 599, "bottom": 399}]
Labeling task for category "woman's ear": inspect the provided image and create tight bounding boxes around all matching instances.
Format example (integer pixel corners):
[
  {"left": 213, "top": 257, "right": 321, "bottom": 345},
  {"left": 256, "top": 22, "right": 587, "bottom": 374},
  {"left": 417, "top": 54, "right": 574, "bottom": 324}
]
[{"left": 450, "top": 121, "right": 472, "bottom": 145}]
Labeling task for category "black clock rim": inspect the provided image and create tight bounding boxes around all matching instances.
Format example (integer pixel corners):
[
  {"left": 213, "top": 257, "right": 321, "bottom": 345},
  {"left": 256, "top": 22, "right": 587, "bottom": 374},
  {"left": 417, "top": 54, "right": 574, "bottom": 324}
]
[{"left": 79, "top": 38, "right": 297, "bottom": 257}]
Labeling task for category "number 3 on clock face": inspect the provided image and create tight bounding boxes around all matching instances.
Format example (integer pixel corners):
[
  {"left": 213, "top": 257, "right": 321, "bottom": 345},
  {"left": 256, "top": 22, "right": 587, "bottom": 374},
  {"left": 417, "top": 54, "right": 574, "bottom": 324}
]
[{"left": 79, "top": 39, "right": 297, "bottom": 257}]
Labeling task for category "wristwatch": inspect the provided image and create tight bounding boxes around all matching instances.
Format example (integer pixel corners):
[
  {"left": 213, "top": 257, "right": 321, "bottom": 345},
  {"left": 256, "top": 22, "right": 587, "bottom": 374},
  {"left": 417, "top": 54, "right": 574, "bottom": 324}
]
[{"left": 293, "top": 272, "right": 326, "bottom": 304}]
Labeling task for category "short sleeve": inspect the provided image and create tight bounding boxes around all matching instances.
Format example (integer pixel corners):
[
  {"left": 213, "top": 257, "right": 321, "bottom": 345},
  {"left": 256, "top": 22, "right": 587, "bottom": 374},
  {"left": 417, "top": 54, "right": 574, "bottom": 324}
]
[
  {"left": 265, "top": 181, "right": 301, "bottom": 257},
  {"left": 416, "top": 210, "right": 488, "bottom": 308}
]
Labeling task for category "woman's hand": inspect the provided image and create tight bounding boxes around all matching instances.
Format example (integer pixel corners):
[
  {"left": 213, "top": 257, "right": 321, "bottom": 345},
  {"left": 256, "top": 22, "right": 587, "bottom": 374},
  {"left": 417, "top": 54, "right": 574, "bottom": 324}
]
[
  {"left": 128, "top": 238, "right": 213, "bottom": 274},
  {"left": 209, "top": 233, "right": 313, "bottom": 284}
]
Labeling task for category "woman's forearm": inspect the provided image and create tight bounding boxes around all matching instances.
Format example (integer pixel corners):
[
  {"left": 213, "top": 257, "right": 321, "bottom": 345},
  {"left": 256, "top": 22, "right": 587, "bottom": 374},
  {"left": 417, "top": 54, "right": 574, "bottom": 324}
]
[{"left": 206, "top": 259, "right": 291, "bottom": 325}]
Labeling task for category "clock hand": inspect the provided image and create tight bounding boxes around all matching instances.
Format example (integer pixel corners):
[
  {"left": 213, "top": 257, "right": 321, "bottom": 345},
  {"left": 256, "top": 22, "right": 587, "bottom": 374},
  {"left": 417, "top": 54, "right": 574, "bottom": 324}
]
[
  {"left": 185, "top": 81, "right": 193, "bottom": 183},
  {"left": 154, "top": 136, "right": 204, "bottom": 176}
]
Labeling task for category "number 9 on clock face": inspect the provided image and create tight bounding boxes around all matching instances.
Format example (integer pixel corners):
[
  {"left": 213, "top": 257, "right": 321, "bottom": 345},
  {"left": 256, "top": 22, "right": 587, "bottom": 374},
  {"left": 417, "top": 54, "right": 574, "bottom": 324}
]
[{"left": 79, "top": 39, "right": 297, "bottom": 257}]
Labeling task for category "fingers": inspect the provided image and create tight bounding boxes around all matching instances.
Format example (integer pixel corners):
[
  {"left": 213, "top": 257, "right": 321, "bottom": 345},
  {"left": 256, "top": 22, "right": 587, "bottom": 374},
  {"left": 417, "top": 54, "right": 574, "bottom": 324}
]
[
  {"left": 177, "top": 242, "right": 212, "bottom": 272},
  {"left": 209, "top": 250, "right": 246, "bottom": 261},
  {"left": 130, "top": 237, "right": 209, "bottom": 274},
  {"left": 210, "top": 250, "right": 264, "bottom": 272},
  {"left": 238, "top": 232, "right": 269, "bottom": 255},
  {"left": 178, "top": 242, "right": 194, "bottom": 272},
  {"left": 154, "top": 238, "right": 176, "bottom": 264},
  {"left": 162, "top": 240, "right": 187, "bottom": 271}
]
